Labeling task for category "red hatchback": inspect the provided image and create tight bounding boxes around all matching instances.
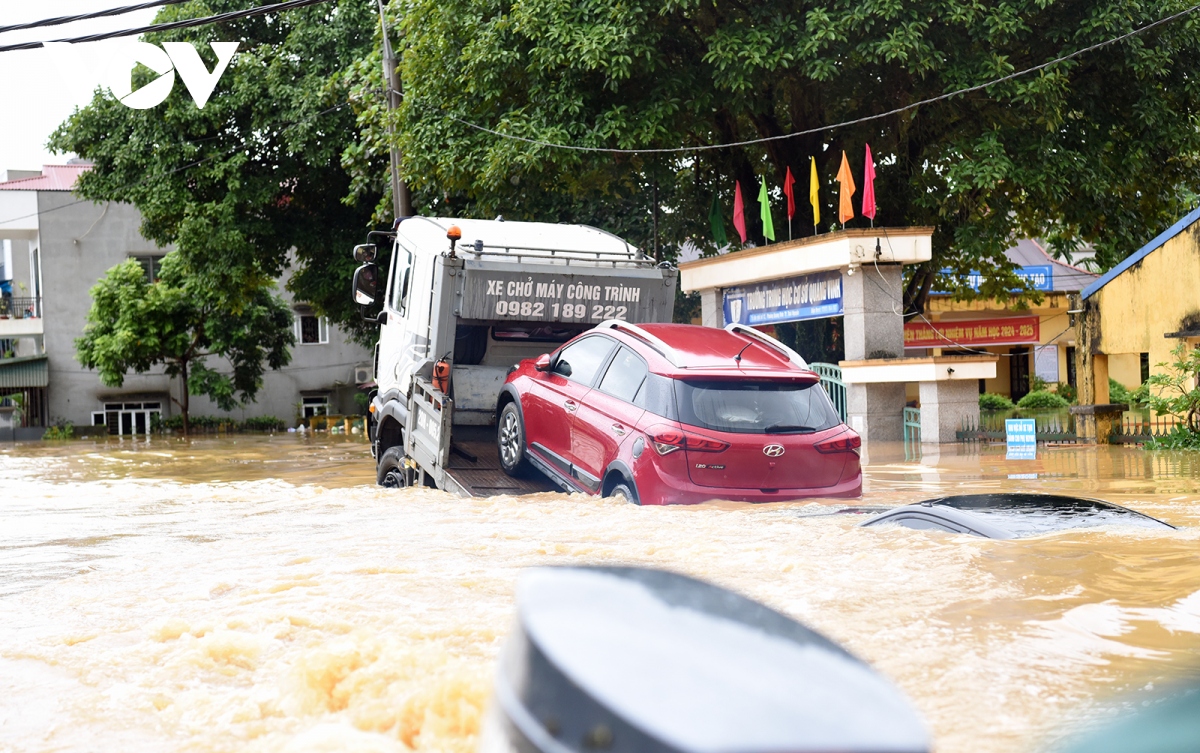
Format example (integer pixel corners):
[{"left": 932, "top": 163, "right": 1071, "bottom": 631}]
[{"left": 496, "top": 321, "right": 862, "bottom": 504}]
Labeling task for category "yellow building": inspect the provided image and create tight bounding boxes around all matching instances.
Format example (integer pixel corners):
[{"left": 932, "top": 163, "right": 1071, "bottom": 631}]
[
  {"left": 907, "top": 240, "right": 1097, "bottom": 402},
  {"left": 1077, "top": 207, "right": 1200, "bottom": 405}
]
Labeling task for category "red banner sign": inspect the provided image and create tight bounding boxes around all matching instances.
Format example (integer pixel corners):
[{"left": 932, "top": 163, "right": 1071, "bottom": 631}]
[{"left": 904, "top": 316, "right": 1040, "bottom": 348}]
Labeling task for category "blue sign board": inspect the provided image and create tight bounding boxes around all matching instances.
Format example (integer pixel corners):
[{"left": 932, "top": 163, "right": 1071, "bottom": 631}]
[
  {"left": 723, "top": 270, "right": 843, "bottom": 326},
  {"left": 1005, "top": 418, "right": 1037, "bottom": 460},
  {"left": 936, "top": 265, "right": 1054, "bottom": 293}
]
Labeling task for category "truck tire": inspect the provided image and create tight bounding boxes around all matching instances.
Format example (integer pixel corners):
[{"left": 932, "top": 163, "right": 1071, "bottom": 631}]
[
  {"left": 377, "top": 446, "right": 408, "bottom": 488},
  {"left": 498, "top": 402, "right": 531, "bottom": 476},
  {"left": 607, "top": 481, "right": 640, "bottom": 505}
]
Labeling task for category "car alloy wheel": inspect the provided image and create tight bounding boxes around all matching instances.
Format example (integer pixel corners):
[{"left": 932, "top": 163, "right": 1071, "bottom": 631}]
[{"left": 499, "top": 410, "right": 521, "bottom": 467}]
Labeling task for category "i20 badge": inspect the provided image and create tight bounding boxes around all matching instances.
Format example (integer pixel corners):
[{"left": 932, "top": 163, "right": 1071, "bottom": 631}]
[{"left": 763, "top": 444, "right": 786, "bottom": 457}]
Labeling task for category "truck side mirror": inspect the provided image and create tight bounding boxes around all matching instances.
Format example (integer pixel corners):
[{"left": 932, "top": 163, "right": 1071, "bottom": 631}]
[
  {"left": 534, "top": 353, "right": 552, "bottom": 372},
  {"left": 352, "top": 263, "right": 379, "bottom": 307},
  {"left": 353, "top": 243, "right": 377, "bottom": 263}
]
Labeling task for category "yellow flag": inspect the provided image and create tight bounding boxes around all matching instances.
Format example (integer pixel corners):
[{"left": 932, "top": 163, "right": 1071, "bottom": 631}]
[
  {"left": 836, "top": 150, "right": 856, "bottom": 225},
  {"left": 809, "top": 156, "right": 820, "bottom": 229}
]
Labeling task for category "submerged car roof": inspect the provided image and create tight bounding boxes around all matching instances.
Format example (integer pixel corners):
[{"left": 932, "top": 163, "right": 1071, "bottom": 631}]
[{"left": 860, "top": 493, "right": 1175, "bottom": 539}]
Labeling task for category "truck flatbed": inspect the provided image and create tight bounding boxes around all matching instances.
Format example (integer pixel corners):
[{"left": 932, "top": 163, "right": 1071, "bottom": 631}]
[{"left": 441, "top": 427, "right": 560, "bottom": 497}]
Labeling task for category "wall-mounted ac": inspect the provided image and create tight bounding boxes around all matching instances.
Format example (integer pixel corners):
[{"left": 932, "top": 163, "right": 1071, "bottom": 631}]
[{"left": 354, "top": 365, "right": 373, "bottom": 384}]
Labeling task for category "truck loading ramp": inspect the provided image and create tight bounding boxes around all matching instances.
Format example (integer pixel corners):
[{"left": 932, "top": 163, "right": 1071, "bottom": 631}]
[{"left": 441, "top": 427, "right": 560, "bottom": 497}]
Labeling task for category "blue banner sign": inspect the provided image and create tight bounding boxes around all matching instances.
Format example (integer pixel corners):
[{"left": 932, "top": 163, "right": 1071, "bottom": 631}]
[
  {"left": 937, "top": 265, "right": 1054, "bottom": 293},
  {"left": 1005, "top": 418, "right": 1037, "bottom": 460},
  {"left": 723, "top": 270, "right": 843, "bottom": 326}
]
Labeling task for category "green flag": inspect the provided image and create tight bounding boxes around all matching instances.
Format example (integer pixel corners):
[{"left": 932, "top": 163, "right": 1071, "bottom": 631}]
[
  {"left": 758, "top": 176, "right": 776, "bottom": 242},
  {"left": 709, "top": 193, "right": 727, "bottom": 246}
]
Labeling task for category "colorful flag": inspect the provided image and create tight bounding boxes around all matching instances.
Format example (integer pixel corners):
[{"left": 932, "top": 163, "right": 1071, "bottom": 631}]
[
  {"left": 758, "top": 176, "right": 775, "bottom": 242},
  {"left": 862, "top": 143, "right": 877, "bottom": 223},
  {"left": 809, "top": 157, "right": 820, "bottom": 231},
  {"left": 836, "top": 150, "right": 856, "bottom": 226},
  {"left": 732, "top": 181, "right": 747, "bottom": 244},
  {"left": 709, "top": 193, "right": 727, "bottom": 246},
  {"left": 783, "top": 166, "right": 796, "bottom": 220}
]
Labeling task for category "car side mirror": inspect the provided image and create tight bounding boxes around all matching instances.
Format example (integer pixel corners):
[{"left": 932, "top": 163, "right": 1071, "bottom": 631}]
[
  {"left": 353, "top": 243, "right": 377, "bottom": 263},
  {"left": 352, "top": 263, "right": 378, "bottom": 307},
  {"left": 534, "top": 353, "right": 552, "bottom": 372}
]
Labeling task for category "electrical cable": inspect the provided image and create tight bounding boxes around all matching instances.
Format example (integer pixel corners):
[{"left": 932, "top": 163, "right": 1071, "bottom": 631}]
[
  {"left": 425, "top": 0, "right": 1200, "bottom": 154},
  {"left": 0, "top": 0, "right": 336, "bottom": 53},
  {"left": 0, "top": 1, "right": 192, "bottom": 35}
]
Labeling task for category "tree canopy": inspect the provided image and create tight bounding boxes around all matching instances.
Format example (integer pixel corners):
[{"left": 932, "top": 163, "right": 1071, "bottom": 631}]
[
  {"left": 52, "top": 0, "right": 1200, "bottom": 325},
  {"left": 76, "top": 254, "right": 294, "bottom": 436}
]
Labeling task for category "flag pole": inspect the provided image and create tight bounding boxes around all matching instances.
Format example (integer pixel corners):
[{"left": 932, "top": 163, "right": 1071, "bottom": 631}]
[{"left": 789, "top": 218, "right": 792, "bottom": 241}]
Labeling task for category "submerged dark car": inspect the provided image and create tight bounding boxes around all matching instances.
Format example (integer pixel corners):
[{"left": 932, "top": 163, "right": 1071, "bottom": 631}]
[{"left": 860, "top": 494, "right": 1175, "bottom": 539}]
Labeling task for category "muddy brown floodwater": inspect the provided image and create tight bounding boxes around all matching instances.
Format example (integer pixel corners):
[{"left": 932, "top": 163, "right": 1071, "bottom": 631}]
[{"left": 2, "top": 436, "right": 1199, "bottom": 753}]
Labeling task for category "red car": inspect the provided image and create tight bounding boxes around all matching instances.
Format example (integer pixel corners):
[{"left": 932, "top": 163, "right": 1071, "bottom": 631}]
[{"left": 496, "top": 321, "right": 862, "bottom": 504}]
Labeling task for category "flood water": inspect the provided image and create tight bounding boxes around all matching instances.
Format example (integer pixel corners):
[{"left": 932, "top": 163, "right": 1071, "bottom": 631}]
[{"left": 1, "top": 436, "right": 1199, "bottom": 753}]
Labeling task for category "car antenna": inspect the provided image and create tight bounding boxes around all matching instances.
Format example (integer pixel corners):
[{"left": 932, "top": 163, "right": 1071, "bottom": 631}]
[{"left": 734, "top": 340, "right": 753, "bottom": 364}]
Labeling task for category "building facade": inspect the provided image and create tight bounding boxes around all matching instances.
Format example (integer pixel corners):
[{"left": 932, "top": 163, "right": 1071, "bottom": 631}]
[{"left": 0, "top": 164, "right": 371, "bottom": 437}]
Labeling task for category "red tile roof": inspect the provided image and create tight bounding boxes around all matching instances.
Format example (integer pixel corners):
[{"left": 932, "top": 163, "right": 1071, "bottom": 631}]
[{"left": 0, "top": 164, "right": 92, "bottom": 192}]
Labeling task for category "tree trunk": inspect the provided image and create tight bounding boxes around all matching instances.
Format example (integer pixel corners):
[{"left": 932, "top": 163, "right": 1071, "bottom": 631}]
[{"left": 180, "top": 359, "right": 190, "bottom": 438}]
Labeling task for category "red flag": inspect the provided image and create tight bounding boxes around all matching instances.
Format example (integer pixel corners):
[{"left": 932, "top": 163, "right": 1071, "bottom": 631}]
[
  {"left": 862, "top": 143, "right": 877, "bottom": 221},
  {"left": 783, "top": 167, "right": 796, "bottom": 220},
  {"left": 732, "top": 181, "right": 747, "bottom": 243}
]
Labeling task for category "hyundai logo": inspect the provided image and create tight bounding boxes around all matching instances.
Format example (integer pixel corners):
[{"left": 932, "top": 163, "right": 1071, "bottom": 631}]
[{"left": 763, "top": 444, "right": 785, "bottom": 457}]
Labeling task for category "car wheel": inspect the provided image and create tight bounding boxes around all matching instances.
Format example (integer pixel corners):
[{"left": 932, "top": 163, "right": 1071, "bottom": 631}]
[
  {"left": 608, "top": 480, "right": 639, "bottom": 505},
  {"left": 498, "top": 402, "right": 530, "bottom": 476},
  {"left": 377, "top": 446, "right": 408, "bottom": 488}
]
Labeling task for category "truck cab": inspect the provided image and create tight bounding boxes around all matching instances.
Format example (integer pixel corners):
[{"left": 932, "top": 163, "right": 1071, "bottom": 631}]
[{"left": 351, "top": 217, "right": 677, "bottom": 495}]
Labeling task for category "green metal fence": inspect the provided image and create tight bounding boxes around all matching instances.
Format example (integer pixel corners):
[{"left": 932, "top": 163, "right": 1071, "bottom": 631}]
[
  {"left": 903, "top": 407, "right": 921, "bottom": 444},
  {"left": 957, "top": 410, "right": 1078, "bottom": 443},
  {"left": 810, "top": 362, "right": 847, "bottom": 422}
]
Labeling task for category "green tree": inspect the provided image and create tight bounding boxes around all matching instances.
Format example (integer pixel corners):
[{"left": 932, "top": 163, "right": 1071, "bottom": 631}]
[
  {"left": 75, "top": 255, "right": 294, "bottom": 437},
  {"left": 1145, "top": 342, "right": 1200, "bottom": 431}
]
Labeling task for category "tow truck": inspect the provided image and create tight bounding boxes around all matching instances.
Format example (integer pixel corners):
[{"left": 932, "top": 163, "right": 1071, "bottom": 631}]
[{"left": 350, "top": 217, "right": 677, "bottom": 495}]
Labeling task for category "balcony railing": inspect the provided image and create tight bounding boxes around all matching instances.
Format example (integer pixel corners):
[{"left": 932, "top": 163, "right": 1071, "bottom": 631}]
[{"left": 0, "top": 297, "right": 40, "bottom": 319}]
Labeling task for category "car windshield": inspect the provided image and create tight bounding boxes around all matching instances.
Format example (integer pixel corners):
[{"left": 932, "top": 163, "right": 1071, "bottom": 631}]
[{"left": 674, "top": 380, "right": 841, "bottom": 435}]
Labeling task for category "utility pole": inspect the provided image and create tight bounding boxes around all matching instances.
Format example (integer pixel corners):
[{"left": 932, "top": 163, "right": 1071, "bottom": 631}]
[{"left": 377, "top": 0, "right": 412, "bottom": 219}]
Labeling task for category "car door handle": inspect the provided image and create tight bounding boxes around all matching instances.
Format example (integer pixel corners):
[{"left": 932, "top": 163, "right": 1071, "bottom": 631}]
[
  {"left": 564, "top": 400, "right": 578, "bottom": 413},
  {"left": 611, "top": 423, "right": 625, "bottom": 436}
]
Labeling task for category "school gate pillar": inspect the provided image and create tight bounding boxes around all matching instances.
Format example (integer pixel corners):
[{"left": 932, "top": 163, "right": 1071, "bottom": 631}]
[{"left": 840, "top": 264, "right": 906, "bottom": 442}]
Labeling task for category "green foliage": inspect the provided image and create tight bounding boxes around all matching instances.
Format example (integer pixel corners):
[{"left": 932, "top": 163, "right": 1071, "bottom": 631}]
[
  {"left": 151, "top": 414, "right": 287, "bottom": 432},
  {"left": 1144, "top": 425, "right": 1200, "bottom": 450},
  {"left": 1016, "top": 390, "right": 1070, "bottom": 410},
  {"left": 75, "top": 255, "right": 294, "bottom": 436},
  {"left": 1145, "top": 342, "right": 1200, "bottom": 430},
  {"left": 243, "top": 416, "right": 288, "bottom": 432},
  {"left": 979, "top": 392, "right": 1016, "bottom": 411},
  {"left": 352, "top": 391, "right": 371, "bottom": 414},
  {"left": 43, "top": 422, "right": 74, "bottom": 440},
  {"left": 1056, "top": 382, "right": 1078, "bottom": 404},
  {"left": 1109, "top": 378, "right": 1150, "bottom": 407}
]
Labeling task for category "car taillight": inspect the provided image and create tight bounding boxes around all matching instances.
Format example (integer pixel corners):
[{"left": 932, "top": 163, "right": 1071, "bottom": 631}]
[
  {"left": 646, "top": 425, "right": 729, "bottom": 455},
  {"left": 815, "top": 431, "right": 862, "bottom": 454}
]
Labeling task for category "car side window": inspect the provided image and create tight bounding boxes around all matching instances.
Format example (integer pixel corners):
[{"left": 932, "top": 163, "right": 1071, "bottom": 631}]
[
  {"left": 598, "top": 347, "right": 647, "bottom": 402},
  {"left": 633, "top": 374, "right": 678, "bottom": 419},
  {"left": 554, "top": 337, "right": 615, "bottom": 386}
]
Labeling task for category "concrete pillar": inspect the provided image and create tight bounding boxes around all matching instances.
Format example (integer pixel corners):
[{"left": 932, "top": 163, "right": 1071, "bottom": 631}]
[
  {"left": 847, "top": 382, "right": 905, "bottom": 442},
  {"left": 700, "top": 288, "right": 722, "bottom": 328},
  {"left": 842, "top": 264, "right": 904, "bottom": 361},
  {"left": 918, "top": 380, "right": 979, "bottom": 443}
]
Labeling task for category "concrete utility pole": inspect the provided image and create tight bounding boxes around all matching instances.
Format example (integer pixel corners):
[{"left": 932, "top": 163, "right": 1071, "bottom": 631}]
[{"left": 377, "top": 0, "right": 412, "bottom": 219}]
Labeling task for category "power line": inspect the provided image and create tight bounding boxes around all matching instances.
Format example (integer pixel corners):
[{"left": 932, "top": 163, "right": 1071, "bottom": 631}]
[
  {"left": 0, "top": 0, "right": 336, "bottom": 53},
  {"left": 434, "top": 1, "right": 1200, "bottom": 154},
  {"left": 0, "top": 1, "right": 192, "bottom": 35}
]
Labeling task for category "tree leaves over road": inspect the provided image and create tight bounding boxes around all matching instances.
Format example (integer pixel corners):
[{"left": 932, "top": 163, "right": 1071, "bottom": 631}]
[{"left": 52, "top": 0, "right": 1200, "bottom": 331}]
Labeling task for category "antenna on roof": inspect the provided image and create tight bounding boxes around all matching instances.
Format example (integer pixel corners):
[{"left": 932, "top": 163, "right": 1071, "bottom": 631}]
[{"left": 734, "top": 340, "right": 753, "bottom": 364}]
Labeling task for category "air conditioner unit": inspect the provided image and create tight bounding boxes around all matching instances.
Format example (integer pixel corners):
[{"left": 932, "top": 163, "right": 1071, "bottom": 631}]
[{"left": 354, "top": 365, "right": 372, "bottom": 384}]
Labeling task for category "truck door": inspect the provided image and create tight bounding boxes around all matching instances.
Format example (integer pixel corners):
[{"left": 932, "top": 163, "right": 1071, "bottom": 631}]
[
  {"left": 377, "top": 242, "right": 417, "bottom": 395},
  {"left": 571, "top": 347, "right": 647, "bottom": 494},
  {"left": 522, "top": 335, "right": 615, "bottom": 486}
]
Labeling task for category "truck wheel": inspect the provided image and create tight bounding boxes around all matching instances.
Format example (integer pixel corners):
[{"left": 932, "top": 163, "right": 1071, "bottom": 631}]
[
  {"left": 608, "top": 481, "right": 640, "bottom": 505},
  {"left": 498, "top": 402, "right": 530, "bottom": 476},
  {"left": 377, "top": 446, "right": 408, "bottom": 488}
]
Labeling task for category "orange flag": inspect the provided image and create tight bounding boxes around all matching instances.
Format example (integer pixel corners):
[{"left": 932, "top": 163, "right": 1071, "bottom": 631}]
[{"left": 835, "top": 151, "right": 856, "bottom": 226}]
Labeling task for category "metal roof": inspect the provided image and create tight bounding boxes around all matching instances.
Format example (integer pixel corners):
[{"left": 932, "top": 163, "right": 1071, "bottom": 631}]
[
  {"left": 1005, "top": 239, "right": 1097, "bottom": 292},
  {"left": 1081, "top": 204, "right": 1200, "bottom": 300},
  {"left": 0, "top": 164, "right": 91, "bottom": 192},
  {"left": 0, "top": 356, "right": 48, "bottom": 388}
]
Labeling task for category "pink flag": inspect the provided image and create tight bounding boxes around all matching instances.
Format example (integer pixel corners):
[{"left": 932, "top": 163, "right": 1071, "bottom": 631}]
[
  {"left": 862, "top": 143, "right": 877, "bottom": 221},
  {"left": 783, "top": 166, "right": 796, "bottom": 220},
  {"left": 732, "top": 181, "right": 747, "bottom": 243}
]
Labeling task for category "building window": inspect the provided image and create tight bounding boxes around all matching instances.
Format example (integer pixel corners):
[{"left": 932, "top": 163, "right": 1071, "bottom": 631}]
[
  {"left": 131, "top": 255, "right": 166, "bottom": 282},
  {"left": 1065, "top": 346, "right": 1077, "bottom": 388},
  {"left": 1140, "top": 352, "right": 1150, "bottom": 383},
  {"left": 295, "top": 314, "right": 329, "bottom": 345},
  {"left": 301, "top": 395, "right": 329, "bottom": 418}
]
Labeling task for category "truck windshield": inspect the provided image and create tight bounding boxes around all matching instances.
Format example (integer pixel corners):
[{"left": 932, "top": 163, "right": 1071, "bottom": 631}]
[{"left": 674, "top": 380, "right": 841, "bottom": 435}]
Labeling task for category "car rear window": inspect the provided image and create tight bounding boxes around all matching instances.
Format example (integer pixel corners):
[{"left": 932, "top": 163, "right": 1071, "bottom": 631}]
[{"left": 674, "top": 380, "right": 841, "bottom": 435}]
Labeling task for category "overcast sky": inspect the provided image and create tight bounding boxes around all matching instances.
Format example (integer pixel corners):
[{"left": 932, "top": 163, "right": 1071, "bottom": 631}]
[{"left": 0, "top": 2, "right": 159, "bottom": 171}]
